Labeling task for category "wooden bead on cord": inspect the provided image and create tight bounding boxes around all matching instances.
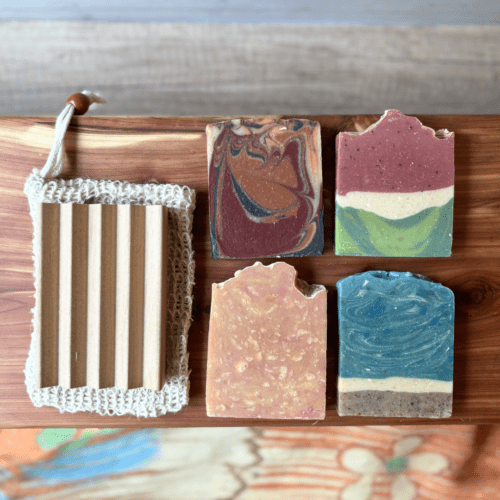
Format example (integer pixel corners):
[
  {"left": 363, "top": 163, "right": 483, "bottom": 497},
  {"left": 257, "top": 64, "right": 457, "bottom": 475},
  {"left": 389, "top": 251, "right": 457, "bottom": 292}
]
[{"left": 66, "top": 93, "right": 90, "bottom": 115}]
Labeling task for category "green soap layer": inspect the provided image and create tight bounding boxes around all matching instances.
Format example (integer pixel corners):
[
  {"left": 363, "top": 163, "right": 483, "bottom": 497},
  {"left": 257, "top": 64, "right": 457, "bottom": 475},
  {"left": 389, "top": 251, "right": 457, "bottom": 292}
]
[{"left": 335, "top": 198, "right": 453, "bottom": 257}]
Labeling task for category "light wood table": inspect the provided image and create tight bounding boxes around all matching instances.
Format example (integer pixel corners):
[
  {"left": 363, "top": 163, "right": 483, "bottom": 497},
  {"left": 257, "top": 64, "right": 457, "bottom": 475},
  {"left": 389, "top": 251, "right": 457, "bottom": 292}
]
[{"left": 1, "top": 115, "right": 499, "bottom": 427}]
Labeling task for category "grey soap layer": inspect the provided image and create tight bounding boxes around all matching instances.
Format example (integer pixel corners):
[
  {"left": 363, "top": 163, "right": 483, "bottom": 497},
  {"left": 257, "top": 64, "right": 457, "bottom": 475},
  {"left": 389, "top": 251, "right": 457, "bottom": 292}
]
[{"left": 338, "top": 390, "right": 452, "bottom": 419}]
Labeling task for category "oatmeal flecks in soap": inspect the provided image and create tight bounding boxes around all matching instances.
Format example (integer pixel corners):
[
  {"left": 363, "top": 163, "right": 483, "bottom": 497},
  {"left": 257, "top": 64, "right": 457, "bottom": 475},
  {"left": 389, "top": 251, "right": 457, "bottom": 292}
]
[
  {"left": 207, "top": 118, "right": 323, "bottom": 258},
  {"left": 206, "top": 262, "right": 327, "bottom": 420},
  {"left": 335, "top": 110, "right": 454, "bottom": 257},
  {"left": 337, "top": 271, "right": 454, "bottom": 418}
]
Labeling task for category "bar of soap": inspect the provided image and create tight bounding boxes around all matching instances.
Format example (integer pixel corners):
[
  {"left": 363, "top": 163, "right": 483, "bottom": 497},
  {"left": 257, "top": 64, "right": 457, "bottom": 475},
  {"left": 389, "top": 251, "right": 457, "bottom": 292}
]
[
  {"left": 337, "top": 271, "right": 454, "bottom": 418},
  {"left": 206, "top": 262, "right": 327, "bottom": 419},
  {"left": 335, "top": 110, "right": 454, "bottom": 257},
  {"left": 207, "top": 118, "right": 323, "bottom": 258}
]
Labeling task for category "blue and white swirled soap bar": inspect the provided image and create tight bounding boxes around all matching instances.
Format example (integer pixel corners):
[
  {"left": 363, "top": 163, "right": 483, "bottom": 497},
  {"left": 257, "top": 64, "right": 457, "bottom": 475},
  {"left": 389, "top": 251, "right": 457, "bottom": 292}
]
[{"left": 337, "top": 271, "right": 454, "bottom": 418}]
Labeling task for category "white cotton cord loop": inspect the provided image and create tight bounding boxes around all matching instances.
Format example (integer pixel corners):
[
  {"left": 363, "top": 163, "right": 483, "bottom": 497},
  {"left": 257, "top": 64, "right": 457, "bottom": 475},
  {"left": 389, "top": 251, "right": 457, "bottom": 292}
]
[
  {"left": 39, "top": 104, "right": 74, "bottom": 179},
  {"left": 39, "top": 91, "right": 106, "bottom": 179},
  {"left": 82, "top": 90, "right": 107, "bottom": 106}
]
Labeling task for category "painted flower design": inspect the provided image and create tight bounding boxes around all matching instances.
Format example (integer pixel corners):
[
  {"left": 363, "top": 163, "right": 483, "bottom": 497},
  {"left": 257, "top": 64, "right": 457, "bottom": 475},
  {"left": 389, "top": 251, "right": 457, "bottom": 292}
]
[{"left": 340, "top": 436, "right": 448, "bottom": 500}]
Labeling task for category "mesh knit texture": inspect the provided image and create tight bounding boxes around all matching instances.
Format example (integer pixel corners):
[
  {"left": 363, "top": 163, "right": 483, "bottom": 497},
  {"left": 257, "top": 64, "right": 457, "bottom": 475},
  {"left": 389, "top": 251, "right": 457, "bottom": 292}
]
[{"left": 23, "top": 170, "right": 196, "bottom": 417}]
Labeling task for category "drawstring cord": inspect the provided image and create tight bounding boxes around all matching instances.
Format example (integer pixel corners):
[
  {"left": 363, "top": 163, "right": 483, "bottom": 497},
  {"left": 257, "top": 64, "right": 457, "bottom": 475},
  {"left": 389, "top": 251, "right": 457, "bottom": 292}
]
[{"left": 40, "top": 91, "right": 105, "bottom": 179}]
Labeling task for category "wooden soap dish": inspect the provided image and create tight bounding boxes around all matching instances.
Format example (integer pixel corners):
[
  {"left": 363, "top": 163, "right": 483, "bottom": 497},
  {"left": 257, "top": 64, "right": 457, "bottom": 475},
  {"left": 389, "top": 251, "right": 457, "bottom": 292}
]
[{"left": 35, "top": 202, "right": 168, "bottom": 391}]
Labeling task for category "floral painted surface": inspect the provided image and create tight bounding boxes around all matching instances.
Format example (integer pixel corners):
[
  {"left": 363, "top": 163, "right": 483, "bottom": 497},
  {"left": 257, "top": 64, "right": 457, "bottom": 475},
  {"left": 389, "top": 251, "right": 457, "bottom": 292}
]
[{"left": 0, "top": 426, "right": 499, "bottom": 499}]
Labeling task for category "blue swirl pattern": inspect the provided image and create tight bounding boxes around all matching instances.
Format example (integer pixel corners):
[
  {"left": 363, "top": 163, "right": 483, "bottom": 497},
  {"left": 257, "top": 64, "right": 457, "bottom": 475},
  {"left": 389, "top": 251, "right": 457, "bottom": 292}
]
[{"left": 337, "top": 271, "right": 454, "bottom": 381}]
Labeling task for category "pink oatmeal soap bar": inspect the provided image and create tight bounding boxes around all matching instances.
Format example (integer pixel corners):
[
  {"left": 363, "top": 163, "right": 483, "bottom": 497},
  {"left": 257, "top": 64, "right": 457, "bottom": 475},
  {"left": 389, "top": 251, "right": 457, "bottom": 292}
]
[{"left": 206, "top": 262, "right": 327, "bottom": 420}]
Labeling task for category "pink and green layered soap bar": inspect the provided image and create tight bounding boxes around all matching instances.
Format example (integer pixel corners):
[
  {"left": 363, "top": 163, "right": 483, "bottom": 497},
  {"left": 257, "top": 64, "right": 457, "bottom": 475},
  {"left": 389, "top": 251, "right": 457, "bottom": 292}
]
[{"left": 335, "top": 110, "right": 454, "bottom": 257}]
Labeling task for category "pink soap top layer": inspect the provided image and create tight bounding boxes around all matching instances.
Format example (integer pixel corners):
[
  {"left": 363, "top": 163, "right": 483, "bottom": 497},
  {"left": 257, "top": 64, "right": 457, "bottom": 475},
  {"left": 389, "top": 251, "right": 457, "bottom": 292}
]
[
  {"left": 336, "top": 110, "right": 454, "bottom": 195},
  {"left": 206, "top": 262, "right": 327, "bottom": 420}
]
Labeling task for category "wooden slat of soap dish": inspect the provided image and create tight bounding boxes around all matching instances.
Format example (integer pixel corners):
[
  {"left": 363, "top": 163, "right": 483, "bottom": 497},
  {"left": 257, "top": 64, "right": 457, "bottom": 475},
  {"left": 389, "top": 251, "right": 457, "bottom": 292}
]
[
  {"left": 34, "top": 203, "right": 60, "bottom": 389},
  {"left": 87, "top": 204, "right": 117, "bottom": 389},
  {"left": 34, "top": 202, "right": 168, "bottom": 391},
  {"left": 58, "top": 203, "right": 88, "bottom": 389}
]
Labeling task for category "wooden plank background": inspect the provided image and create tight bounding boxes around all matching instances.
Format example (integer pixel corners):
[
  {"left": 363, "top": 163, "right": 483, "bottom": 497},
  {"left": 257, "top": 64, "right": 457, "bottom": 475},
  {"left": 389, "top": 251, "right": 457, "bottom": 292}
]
[
  {"left": 1, "top": 114, "right": 499, "bottom": 427},
  {"left": 1, "top": 23, "right": 500, "bottom": 117}
]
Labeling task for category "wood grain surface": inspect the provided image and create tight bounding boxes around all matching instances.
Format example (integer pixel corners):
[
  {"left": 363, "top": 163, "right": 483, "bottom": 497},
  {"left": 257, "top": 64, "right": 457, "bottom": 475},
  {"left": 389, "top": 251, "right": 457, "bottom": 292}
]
[
  {"left": 1, "top": 115, "right": 499, "bottom": 428},
  {"left": 2, "top": 23, "right": 500, "bottom": 117}
]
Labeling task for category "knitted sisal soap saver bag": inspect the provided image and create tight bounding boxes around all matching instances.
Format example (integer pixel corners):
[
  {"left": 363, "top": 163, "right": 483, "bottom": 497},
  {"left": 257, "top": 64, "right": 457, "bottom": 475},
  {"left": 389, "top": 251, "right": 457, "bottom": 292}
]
[{"left": 23, "top": 91, "right": 195, "bottom": 417}]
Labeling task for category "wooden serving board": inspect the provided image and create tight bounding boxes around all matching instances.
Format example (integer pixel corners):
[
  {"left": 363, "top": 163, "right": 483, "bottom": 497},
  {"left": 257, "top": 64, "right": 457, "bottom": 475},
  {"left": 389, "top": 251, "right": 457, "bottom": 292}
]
[{"left": 1, "top": 115, "right": 499, "bottom": 428}]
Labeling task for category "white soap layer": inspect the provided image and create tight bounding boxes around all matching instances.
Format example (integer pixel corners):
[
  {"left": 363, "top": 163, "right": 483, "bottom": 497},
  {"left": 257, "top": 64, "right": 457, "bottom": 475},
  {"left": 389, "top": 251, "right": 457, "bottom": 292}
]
[
  {"left": 338, "top": 377, "right": 453, "bottom": 394},
  {"left": 336, "top": 186, "right": 454, "bottom": 219}
]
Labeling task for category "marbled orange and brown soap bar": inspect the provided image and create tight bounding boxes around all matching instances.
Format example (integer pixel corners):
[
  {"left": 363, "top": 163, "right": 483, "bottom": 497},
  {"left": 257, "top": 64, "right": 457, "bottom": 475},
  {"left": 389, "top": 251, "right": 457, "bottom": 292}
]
[
  {"left": 207, "top": 118, "right": 323, "bottom": 258},
  {"left": 206, "top": 262, "right": 327, "bottom": 420}
]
